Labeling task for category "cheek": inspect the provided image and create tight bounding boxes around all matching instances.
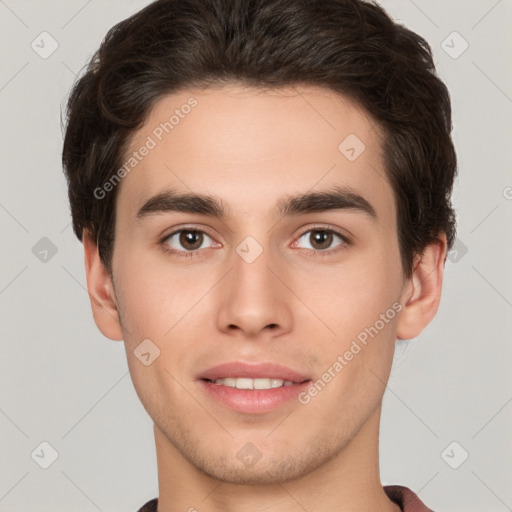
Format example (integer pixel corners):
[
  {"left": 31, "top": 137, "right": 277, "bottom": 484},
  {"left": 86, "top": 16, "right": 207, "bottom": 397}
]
[
  {"left": 300, "top": 267, "right": 400, "bottom": 420},
  {"left": 113, "top": 248, "right": 220, "bottom": 355},
  {"left": 301, "top": 256, "right": 402, "bottom": 340},
  {"left": 116, "top": 271, "right": 190, "bottom": 341},
  {"left": 296, "top": 250, "right": 403, "bottom": 400}
]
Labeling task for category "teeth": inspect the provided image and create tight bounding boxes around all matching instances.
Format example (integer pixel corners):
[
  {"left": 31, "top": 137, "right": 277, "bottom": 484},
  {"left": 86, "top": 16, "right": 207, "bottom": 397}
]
[{"left": 210, "top": 377, "right": 296, "bottom": 389}]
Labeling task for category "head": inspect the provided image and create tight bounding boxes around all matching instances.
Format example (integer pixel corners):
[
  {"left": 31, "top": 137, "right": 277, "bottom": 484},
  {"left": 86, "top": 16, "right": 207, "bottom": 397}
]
[{"left": 62, "top": 0, "right": 456, "bottom": 485}]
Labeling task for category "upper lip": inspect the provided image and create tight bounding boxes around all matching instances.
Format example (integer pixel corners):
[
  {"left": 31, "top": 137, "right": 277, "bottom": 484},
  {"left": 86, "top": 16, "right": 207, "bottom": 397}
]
[{"left": 197, "top": 362, "right": 311, "bottom": 383}]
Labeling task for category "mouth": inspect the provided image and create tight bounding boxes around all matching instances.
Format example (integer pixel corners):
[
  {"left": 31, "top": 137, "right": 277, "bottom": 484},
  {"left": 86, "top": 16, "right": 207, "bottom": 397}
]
[
  {"left": 196, "top": 362, "right": 312, "bottom": 414},
  {"left": 201, "top": 377, "right": 308, "bottom": 389}
]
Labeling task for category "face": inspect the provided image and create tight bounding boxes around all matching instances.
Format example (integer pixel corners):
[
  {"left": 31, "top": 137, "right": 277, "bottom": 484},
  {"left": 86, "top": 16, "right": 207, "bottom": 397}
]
[{"left": 108, "top": 84, "right": 410, "bottom": 484}]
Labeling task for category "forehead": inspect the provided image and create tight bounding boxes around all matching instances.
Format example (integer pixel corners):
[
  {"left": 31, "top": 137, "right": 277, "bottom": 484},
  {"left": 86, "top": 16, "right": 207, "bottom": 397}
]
[{"left": 119, "top": 84, "right": 394, "bottom": 225}]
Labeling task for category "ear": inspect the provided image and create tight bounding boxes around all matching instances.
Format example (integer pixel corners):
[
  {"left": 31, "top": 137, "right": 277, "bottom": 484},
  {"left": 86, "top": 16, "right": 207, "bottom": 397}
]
[
  {"left": 83, "top": 230, "right": 124, "bottom": 341},
  {"left": 396, "top": 233, "right": 448, "bottom": 340}
]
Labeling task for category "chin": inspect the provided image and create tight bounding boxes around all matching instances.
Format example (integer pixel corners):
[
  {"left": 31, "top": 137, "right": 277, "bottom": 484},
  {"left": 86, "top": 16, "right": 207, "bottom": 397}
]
[{"left": 199, "top": 459, "right": 300, "bottom": 485}]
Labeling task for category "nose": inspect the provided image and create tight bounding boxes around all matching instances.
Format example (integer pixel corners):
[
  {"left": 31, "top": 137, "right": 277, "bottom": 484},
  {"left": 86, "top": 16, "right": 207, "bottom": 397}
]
[{"left": 215, "top": 242, "right": 293, "bottom": 339}]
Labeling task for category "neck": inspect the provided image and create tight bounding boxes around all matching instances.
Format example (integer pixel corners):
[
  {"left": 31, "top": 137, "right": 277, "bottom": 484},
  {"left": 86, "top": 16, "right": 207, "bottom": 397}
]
[{"left": 154, "top": 406, "right": 400, "bottom": 512}]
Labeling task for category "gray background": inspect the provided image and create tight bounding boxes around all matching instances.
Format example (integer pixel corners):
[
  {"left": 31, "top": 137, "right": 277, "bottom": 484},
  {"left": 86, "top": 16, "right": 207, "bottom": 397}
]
[{"left": 1, "top": 0, "right": 511, "bottom": 510}]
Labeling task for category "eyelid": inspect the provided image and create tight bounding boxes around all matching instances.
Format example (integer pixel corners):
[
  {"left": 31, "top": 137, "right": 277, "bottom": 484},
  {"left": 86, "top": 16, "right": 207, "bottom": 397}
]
[
  {"left": 160, "top": 224, "right": 220, "bottom": 243},
  {"left": 294, "top": 223, "right": 352, "bottom": 244}
]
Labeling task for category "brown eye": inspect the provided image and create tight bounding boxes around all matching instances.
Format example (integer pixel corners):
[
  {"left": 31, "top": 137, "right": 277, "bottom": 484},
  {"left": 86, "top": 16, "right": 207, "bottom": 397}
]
[
  {"left": 295, "top": 228, "right": 347, "bottom": 253},
  {"left": 164, "top": 229, "right": 212, "bottom": 252}
]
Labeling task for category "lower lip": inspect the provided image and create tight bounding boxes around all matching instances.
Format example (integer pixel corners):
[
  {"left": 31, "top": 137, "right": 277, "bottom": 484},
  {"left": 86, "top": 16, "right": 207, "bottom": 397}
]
[{"left": 198, "top": 379, "right": 312, "bottom": 414}]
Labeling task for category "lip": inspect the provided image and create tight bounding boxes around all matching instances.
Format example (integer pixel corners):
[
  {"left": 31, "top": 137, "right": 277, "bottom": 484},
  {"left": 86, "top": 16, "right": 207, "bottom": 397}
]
[
  {"left": 196, "top": 361, "right": 311, "bottom": 383},
  {"left": 198, "top": 379, "right": 312, "bottom": 414},
  {"left": 196, "top": 362, "right": 312, "bottom": 414}
]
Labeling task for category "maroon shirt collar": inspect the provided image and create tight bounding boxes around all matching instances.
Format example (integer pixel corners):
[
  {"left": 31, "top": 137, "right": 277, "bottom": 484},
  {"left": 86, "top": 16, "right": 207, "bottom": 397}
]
[
  {"left": 137, "top": 485, "right": 434, "bottom": 512},
  {"left": 384, "top": 485, "right": 435, "bottom": 512}
]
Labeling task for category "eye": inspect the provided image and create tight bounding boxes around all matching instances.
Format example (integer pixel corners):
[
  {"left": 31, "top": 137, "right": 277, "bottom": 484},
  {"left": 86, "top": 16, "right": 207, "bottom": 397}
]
[
  {"left": 294, "top": 227, "right": 349, "bottom": 254},
  {"left": 163, "top": 228, "right": 217, "bottom": 256},
  {"left": 160, "top": 226, "right": 349, "bottom": 259}
]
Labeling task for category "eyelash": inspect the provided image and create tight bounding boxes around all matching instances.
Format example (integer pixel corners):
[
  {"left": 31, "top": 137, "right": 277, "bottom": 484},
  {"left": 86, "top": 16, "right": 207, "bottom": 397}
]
[{"left": 160, "top": 225, "right": 351, "bottom": 259}]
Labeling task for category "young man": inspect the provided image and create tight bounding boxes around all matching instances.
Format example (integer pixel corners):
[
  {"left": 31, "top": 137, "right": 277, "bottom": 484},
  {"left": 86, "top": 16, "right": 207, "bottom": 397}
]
[{"left": 62, "top": 0, "right": 457, "bottom": 510}]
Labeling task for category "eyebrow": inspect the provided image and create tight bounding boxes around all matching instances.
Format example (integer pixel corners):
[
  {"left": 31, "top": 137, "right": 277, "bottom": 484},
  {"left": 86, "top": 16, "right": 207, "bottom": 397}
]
[{"left": 136, "top": 185, "right": 377, "bottom": 221}]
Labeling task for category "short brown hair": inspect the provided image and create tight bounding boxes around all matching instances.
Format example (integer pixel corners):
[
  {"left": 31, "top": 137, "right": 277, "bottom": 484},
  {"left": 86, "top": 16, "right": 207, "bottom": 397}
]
[{"left": 62, "top": 0, "right": 457, "bottom": 277}]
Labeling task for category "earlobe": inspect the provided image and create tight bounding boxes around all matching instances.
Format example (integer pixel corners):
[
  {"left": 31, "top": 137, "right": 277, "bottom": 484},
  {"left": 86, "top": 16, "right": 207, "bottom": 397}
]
[
  {"left": 83, "top": 230, "right": 124, "bottom": 341},
  {"left": 396, "top": 234, "right": 448, "bottom": 340}
]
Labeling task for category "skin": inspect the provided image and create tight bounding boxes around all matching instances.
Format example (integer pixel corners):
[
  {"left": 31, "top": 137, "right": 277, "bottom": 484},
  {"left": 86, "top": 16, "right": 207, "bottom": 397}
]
[{"left": 83, "top": 84, "right": 447, "bottom": 512}]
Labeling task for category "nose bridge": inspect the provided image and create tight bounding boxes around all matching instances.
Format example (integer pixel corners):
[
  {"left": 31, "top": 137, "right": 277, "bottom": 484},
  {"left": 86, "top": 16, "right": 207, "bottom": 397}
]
[{"left": 233, "top": 236, "right": 274, "bottom": 294}]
